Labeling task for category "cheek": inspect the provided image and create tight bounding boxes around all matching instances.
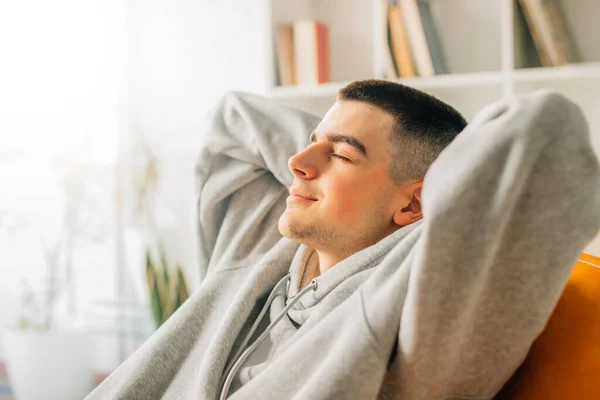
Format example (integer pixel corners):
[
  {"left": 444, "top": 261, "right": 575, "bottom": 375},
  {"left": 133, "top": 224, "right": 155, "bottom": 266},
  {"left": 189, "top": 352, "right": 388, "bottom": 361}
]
[{"left": 326, "top": 174, "right": 381, "bottom": 222}]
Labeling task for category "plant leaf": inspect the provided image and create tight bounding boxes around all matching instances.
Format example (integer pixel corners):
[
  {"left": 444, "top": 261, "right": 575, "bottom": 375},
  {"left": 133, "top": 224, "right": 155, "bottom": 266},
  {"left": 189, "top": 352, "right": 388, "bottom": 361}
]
[{"left": 148, "top": 267, "right": 162, "bottom": 328}]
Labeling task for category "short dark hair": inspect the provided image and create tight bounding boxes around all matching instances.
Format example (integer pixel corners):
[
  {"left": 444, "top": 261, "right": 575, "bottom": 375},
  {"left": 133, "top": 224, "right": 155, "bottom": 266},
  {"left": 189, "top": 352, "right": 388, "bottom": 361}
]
[{"left": 338, "top": 79, "right": 467, "bottom": 184}]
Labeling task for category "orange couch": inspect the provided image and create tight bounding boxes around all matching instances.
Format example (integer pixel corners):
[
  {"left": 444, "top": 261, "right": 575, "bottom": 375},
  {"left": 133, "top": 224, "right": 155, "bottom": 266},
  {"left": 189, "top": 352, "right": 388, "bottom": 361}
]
[{"left": 496, "top": 253, "right": 600, "bottom": 399}]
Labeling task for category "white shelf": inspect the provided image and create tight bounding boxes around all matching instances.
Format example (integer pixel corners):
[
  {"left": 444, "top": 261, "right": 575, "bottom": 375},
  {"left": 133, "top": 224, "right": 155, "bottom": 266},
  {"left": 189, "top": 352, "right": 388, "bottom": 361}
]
[
  {"left": 267, "top": 63, "right": 600, "bottom": 99},
  {"left": 514, "top": 62, "right": 600, "bottom": 82},
  {"left": 267, "top": 81, "right": 347, "bottom": 99},
  {"left": 267, "top": 71, "right": 504, "bottom": 99},
  {"left": 266, "top": 0, "right": 600, "bottom": 145}
]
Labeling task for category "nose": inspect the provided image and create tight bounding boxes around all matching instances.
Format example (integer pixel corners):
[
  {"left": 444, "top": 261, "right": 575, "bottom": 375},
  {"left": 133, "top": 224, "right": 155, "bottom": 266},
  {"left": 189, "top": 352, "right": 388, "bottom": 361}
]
[{"left": 288, "top": 147, "right": 319, "bottom": 180}]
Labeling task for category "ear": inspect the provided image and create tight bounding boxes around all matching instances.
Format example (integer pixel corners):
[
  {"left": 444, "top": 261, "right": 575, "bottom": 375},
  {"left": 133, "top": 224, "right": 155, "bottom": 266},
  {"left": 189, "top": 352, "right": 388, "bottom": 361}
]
[{"left": 392, "top": 181, "right": 423, "bottom": 227}]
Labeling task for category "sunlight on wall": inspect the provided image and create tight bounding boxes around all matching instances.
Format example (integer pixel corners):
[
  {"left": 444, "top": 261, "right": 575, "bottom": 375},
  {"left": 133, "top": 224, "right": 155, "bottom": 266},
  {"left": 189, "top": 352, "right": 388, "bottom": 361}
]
[
  {"left": 0, "top": 1, "right": 123, "bottom": 161},
  {"left": 0, "top": 0, "right": 273, "bottom": 370},
  {"left": 128, "top": 0, "right": 271, "bottom": 290},
  {"left": 0, "top": 0, "right": 128, "bottom": 369}
]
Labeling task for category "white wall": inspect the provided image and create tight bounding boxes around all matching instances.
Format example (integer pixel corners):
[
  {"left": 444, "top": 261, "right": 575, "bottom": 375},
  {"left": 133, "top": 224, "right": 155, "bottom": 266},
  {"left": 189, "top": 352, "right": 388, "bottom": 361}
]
[
  {"left": 0, "top": 0, "right": 127, "bottom": 364},
  {"left": 0, "top": 0, "right": 272, "bottom": 370},
  {"left": 128, "top": 0, "right": 272, "bottom": 289}
]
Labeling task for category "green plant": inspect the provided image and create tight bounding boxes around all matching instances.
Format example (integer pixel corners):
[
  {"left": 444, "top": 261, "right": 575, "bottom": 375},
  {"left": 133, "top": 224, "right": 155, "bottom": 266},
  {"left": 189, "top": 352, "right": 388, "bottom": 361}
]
[{"left": 145, "top": 248, "right": 190, "bottom": 328}]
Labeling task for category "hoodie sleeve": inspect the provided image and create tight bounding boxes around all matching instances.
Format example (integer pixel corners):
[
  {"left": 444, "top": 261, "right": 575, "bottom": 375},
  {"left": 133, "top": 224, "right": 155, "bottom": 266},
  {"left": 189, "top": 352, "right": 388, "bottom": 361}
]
[
  {"left": 395, "top": 91, "right": 600, "bottom": 398},
  {"left": 195, "top": 91, "right": 320, "bottom": 281}
]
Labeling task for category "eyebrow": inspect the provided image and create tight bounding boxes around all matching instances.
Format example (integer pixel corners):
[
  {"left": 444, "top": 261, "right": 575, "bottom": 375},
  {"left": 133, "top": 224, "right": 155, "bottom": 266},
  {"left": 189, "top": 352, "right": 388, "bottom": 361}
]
[{"left": 309, "top": 130, "right": 369, "bottom": 157}]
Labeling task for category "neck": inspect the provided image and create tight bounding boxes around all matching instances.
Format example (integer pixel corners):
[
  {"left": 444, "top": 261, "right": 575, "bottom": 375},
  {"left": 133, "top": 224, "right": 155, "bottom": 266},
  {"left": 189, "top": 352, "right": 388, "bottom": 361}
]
[
  {"left": 300, "top": 248, "right": 353, "bottom": 285},
  {"left": 298, "top": 247, "right": 361, "bottom": 290},
  {"left": 299, "top": 225, "right": 402, "bottom": 287},
  {"left": 299, "top": 248, "right": 321, "bottom": 290},
  {"left": 316, "top": 251, "right": 346, "bottom": 275},
  {"left": 314, "top": 227, "right": 401, "bottom": 274}
]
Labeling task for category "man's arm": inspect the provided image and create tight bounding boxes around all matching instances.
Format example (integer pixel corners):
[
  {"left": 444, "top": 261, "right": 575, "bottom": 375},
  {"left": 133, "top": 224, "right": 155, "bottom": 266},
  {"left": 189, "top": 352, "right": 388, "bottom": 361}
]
[
  {"left": 195, "top": 92, "right": 320, "bottom": 281},
  {"left": 394, "top": 91, "right": 600, "bottom": 398}
]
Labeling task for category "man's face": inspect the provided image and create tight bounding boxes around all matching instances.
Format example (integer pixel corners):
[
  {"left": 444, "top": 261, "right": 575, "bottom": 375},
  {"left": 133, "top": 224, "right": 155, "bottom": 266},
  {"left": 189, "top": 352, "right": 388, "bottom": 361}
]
[{"left": 278, "top": 100, "right": 402, "bottom": 255}]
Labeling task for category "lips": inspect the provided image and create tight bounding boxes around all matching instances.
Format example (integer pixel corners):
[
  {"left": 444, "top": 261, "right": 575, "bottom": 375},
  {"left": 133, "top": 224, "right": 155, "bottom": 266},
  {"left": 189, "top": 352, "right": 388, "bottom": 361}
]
[{"left": 289, "top": 188, "right": 318, "bottom": 201}]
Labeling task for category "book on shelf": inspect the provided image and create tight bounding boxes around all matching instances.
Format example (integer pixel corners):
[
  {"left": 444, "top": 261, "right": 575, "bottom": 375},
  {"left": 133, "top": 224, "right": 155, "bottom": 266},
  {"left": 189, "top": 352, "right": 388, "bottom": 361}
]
[
  {"left": 388, "top": 3, "right": 416, "bottom": 78},
  {"left": 383, "top": 0, "right": 447, "bottom": 78},
  {"left": 381, "top": 0, "right": 399, "bottom": 79},
  {"left": 545, "top": 0, "right": 581, "bottom": 64},
  {"left": 517, "top": 0, "right": 581, "bottom": 67},
  {"left": 417, "top": 0, "right": 448, "bottom": 75},
  {"left": 274, "top": 25, "right": 295, "bottom": 86},
  {"left": 293, "top": 20, "right": 330, "bottom": 86},
  {"left": 517, "top": 0, "right": 551, "bottom": 66},
  {"left": 399, "top": 0, "right": 435, "bottom": 77}
]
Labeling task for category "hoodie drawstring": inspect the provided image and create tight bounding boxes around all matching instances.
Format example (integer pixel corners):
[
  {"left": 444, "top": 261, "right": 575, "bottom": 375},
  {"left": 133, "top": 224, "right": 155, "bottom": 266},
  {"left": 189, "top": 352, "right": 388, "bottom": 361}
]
[
  {"left": 218, "top": 274, "right": 289, "bottom": 391},
  {"left": 219, "top": 275, "right": 318, "bottom": 400}
]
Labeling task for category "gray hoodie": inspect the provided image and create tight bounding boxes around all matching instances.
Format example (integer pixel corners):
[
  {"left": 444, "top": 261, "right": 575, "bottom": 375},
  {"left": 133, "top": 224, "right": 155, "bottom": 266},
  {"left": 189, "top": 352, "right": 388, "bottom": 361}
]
[{"left": 85, "top": 89, "right": 600, "bottom": 400}]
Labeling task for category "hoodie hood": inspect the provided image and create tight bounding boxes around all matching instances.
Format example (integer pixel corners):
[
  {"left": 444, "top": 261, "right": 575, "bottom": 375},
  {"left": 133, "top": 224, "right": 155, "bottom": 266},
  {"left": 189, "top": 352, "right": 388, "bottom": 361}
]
[{"left": 286, "top": 220, "right": 424, "bottom": 326}]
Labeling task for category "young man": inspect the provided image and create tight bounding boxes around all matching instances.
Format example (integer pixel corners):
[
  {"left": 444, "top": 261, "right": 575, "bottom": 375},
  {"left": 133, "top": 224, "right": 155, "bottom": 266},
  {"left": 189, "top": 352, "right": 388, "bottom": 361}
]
[
  {"left": 86, "top": 81, "right": 600, "bottom": 399},
  {"left": 279, "top": 81, "right": 465, "bottom": 282}
]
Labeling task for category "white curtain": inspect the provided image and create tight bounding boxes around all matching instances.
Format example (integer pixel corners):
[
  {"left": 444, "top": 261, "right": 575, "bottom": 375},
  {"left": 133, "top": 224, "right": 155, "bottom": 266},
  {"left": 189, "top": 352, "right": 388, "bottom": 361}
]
[
  {"left": 0, "top": 0, "right": 129, "bottom": 367},
  {"left": 0, "top": 0, "right": 273, "bottom": 369}
]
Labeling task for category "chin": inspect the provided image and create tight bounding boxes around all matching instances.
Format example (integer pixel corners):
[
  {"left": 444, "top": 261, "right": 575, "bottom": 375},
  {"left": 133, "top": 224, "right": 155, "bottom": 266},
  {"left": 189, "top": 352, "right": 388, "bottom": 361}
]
[
  {"left": 277, "top": 212, "right": 291, "bottom": 237},
  {"left": 278, "top": 212, "right": 305, "bottom": 241}
]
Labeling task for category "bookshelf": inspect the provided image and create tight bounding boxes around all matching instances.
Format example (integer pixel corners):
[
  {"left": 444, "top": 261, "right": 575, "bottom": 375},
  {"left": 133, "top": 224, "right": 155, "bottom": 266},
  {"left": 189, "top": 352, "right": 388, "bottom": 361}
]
[
  {"left": 268, "top": 62, "right": 600, "bottom": 98},
  {"left": 264, "top": 0, "right": 600, "bottom": 151},
  {"left": 264, "top": 0, "right": 600, "bottom": 253}
]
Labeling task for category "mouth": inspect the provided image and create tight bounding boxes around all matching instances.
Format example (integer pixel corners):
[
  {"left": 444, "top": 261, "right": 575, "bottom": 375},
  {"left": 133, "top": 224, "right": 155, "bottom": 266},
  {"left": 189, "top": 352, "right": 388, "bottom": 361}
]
[
  {"left": 289, "top": 188, "right": 318, "bottom": 201},
  {"left": 287, "top": 194, "right": 317, "bottom": 203}
]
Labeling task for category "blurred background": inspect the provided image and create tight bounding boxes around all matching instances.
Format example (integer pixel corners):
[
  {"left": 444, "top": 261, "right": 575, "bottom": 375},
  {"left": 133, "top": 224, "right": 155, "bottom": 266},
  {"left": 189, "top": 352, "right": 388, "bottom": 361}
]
[{"left": 0, "top": 0, "right": 598, "bottom": 399}]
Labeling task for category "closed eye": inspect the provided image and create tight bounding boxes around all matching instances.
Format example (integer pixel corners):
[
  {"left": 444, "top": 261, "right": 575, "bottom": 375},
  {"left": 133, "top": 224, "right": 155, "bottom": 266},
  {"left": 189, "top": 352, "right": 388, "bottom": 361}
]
[{"left": 331, "top": 154, "right": 351, "bottom": 162}]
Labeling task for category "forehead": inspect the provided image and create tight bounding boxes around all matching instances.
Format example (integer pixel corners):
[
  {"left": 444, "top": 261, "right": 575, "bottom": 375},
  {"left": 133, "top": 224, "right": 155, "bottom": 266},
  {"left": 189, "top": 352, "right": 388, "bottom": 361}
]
[{"left": 315, "top": 100, "right": 394, "bottom": 151}]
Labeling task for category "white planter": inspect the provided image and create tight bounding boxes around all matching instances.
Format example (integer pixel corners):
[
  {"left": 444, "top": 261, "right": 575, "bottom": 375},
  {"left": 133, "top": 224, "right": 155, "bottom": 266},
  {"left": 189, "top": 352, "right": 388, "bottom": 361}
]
[{"left": 2, "top": 329, "right": 95, "bottom": 400}]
